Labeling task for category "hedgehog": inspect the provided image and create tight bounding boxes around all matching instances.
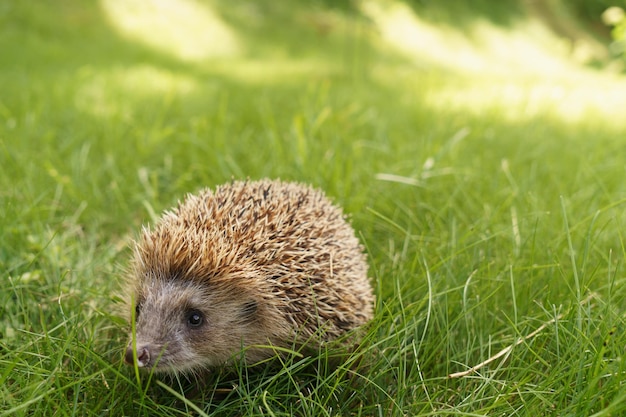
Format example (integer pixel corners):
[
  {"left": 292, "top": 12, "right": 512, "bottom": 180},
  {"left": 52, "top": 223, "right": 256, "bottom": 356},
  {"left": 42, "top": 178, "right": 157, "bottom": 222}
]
[{"left": 123, "top": 179, "right": 374, "bottom": 374}]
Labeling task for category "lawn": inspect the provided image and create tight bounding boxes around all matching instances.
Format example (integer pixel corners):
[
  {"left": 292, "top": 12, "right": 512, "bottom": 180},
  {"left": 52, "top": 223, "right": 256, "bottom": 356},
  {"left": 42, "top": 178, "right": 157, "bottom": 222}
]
[{"left": 2, "top": 0, "right": 626, "bottom": 415}]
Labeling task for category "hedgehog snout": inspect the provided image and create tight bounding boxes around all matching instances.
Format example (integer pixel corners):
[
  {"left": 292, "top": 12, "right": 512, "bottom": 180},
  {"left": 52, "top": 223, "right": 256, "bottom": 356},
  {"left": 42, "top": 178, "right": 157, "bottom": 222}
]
[{"left": 124, "top": 344, "right": 151, "bottom": 367}]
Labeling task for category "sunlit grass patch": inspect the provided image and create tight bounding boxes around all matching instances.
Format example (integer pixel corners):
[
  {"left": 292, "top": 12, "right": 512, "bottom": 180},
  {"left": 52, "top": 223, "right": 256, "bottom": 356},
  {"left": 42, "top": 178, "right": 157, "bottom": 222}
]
[
  {"left": 73, "top": 65, "right": 199, "bottom": 119},
  {"left": 100, "top": 0, "right": 240, "bottom": 61},
  {"left": 420, "top": 75, "right": 626, "bottom": 126},
  {"left": 361, "top": 0, "right": 572, "bottom": 76},
  {"left": 363, "top": 0, "right": 626, "bottom": 127}
]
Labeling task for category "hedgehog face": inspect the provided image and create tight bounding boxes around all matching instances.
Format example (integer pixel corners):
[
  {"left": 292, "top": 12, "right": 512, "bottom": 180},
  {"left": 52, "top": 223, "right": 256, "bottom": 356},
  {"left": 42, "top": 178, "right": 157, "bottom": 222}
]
[{"left": 124, "top": 279, "right": 266, "bottom": 374}]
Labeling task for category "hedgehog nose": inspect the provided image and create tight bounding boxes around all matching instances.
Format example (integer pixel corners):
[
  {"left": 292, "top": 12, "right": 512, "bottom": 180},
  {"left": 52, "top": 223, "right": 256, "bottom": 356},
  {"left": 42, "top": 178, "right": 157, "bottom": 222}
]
[{"left": 124, "top": 345, "right": 151, "bottom": 367}]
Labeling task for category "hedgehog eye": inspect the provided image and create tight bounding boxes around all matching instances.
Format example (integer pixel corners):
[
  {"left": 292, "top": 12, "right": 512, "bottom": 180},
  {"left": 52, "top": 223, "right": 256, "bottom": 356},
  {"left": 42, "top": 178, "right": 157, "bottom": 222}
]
[{"left": 186, "top": 309, "right": 204, "bottom": 328}]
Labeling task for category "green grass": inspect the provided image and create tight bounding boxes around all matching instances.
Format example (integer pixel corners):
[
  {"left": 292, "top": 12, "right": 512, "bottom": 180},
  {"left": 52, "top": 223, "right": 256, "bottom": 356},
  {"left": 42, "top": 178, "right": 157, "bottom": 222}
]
[{"left": 2, "top": 0, "right": 626, "bottom": 415}]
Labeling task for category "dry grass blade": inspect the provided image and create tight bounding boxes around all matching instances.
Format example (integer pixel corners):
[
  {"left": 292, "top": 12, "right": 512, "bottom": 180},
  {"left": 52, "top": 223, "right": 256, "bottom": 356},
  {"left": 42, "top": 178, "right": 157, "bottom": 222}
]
[{"left": 448, "top": 293, "right": 597, "bottom": 379}]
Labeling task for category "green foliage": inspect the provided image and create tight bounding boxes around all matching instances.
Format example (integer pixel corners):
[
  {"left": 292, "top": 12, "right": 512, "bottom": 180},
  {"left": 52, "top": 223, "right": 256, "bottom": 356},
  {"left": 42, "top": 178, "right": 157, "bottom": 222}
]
[
  {"left": 570, "top": 0, "right": 626, "bottom": 22},
  {"left": 603, "top": 6, "right": 626, "bottom": 59},
  {"left": 2, "top": 0, "right": 626, "bottom": 415}
]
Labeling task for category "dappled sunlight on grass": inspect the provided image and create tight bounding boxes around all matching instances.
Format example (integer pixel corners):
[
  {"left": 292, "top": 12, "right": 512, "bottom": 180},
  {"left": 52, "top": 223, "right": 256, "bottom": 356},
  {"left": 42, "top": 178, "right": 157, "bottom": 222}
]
[
  {"left": 100, "top": 0, "right": 240, "bottom": 62},
  {"left": 421, "top": 76, "right": 626, "bottom": 126},
  {"left": 73, "top": 65, "right": 199, "bottom": 118},
  {"left": 362, "top": 0, "right": 626, "bottom": 127},
  {"left": 82, "top": 0, "right": 626, "bottom": 127},
  {"left": 361, "top": 0, "right": 572, "bottom": 76},
  {"left": 95, "top": 0, "right": 347, "bottom": 86},
  {"left": 71, "top": 59, "right": 337, "bottom": 120}
]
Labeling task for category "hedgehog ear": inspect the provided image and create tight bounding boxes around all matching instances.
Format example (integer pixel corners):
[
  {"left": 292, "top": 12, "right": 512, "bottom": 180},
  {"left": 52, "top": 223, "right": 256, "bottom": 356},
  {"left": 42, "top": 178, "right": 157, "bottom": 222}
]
[{"left": 239, "top": 300, "right": 258, "bottom": 322}]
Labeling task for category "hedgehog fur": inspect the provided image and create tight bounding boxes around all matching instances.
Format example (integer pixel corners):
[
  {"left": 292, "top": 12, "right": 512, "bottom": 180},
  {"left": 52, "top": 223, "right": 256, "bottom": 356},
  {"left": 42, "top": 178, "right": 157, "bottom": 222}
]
[{"left": 124, "top": 179, "right": 373, "bottom": 374}]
